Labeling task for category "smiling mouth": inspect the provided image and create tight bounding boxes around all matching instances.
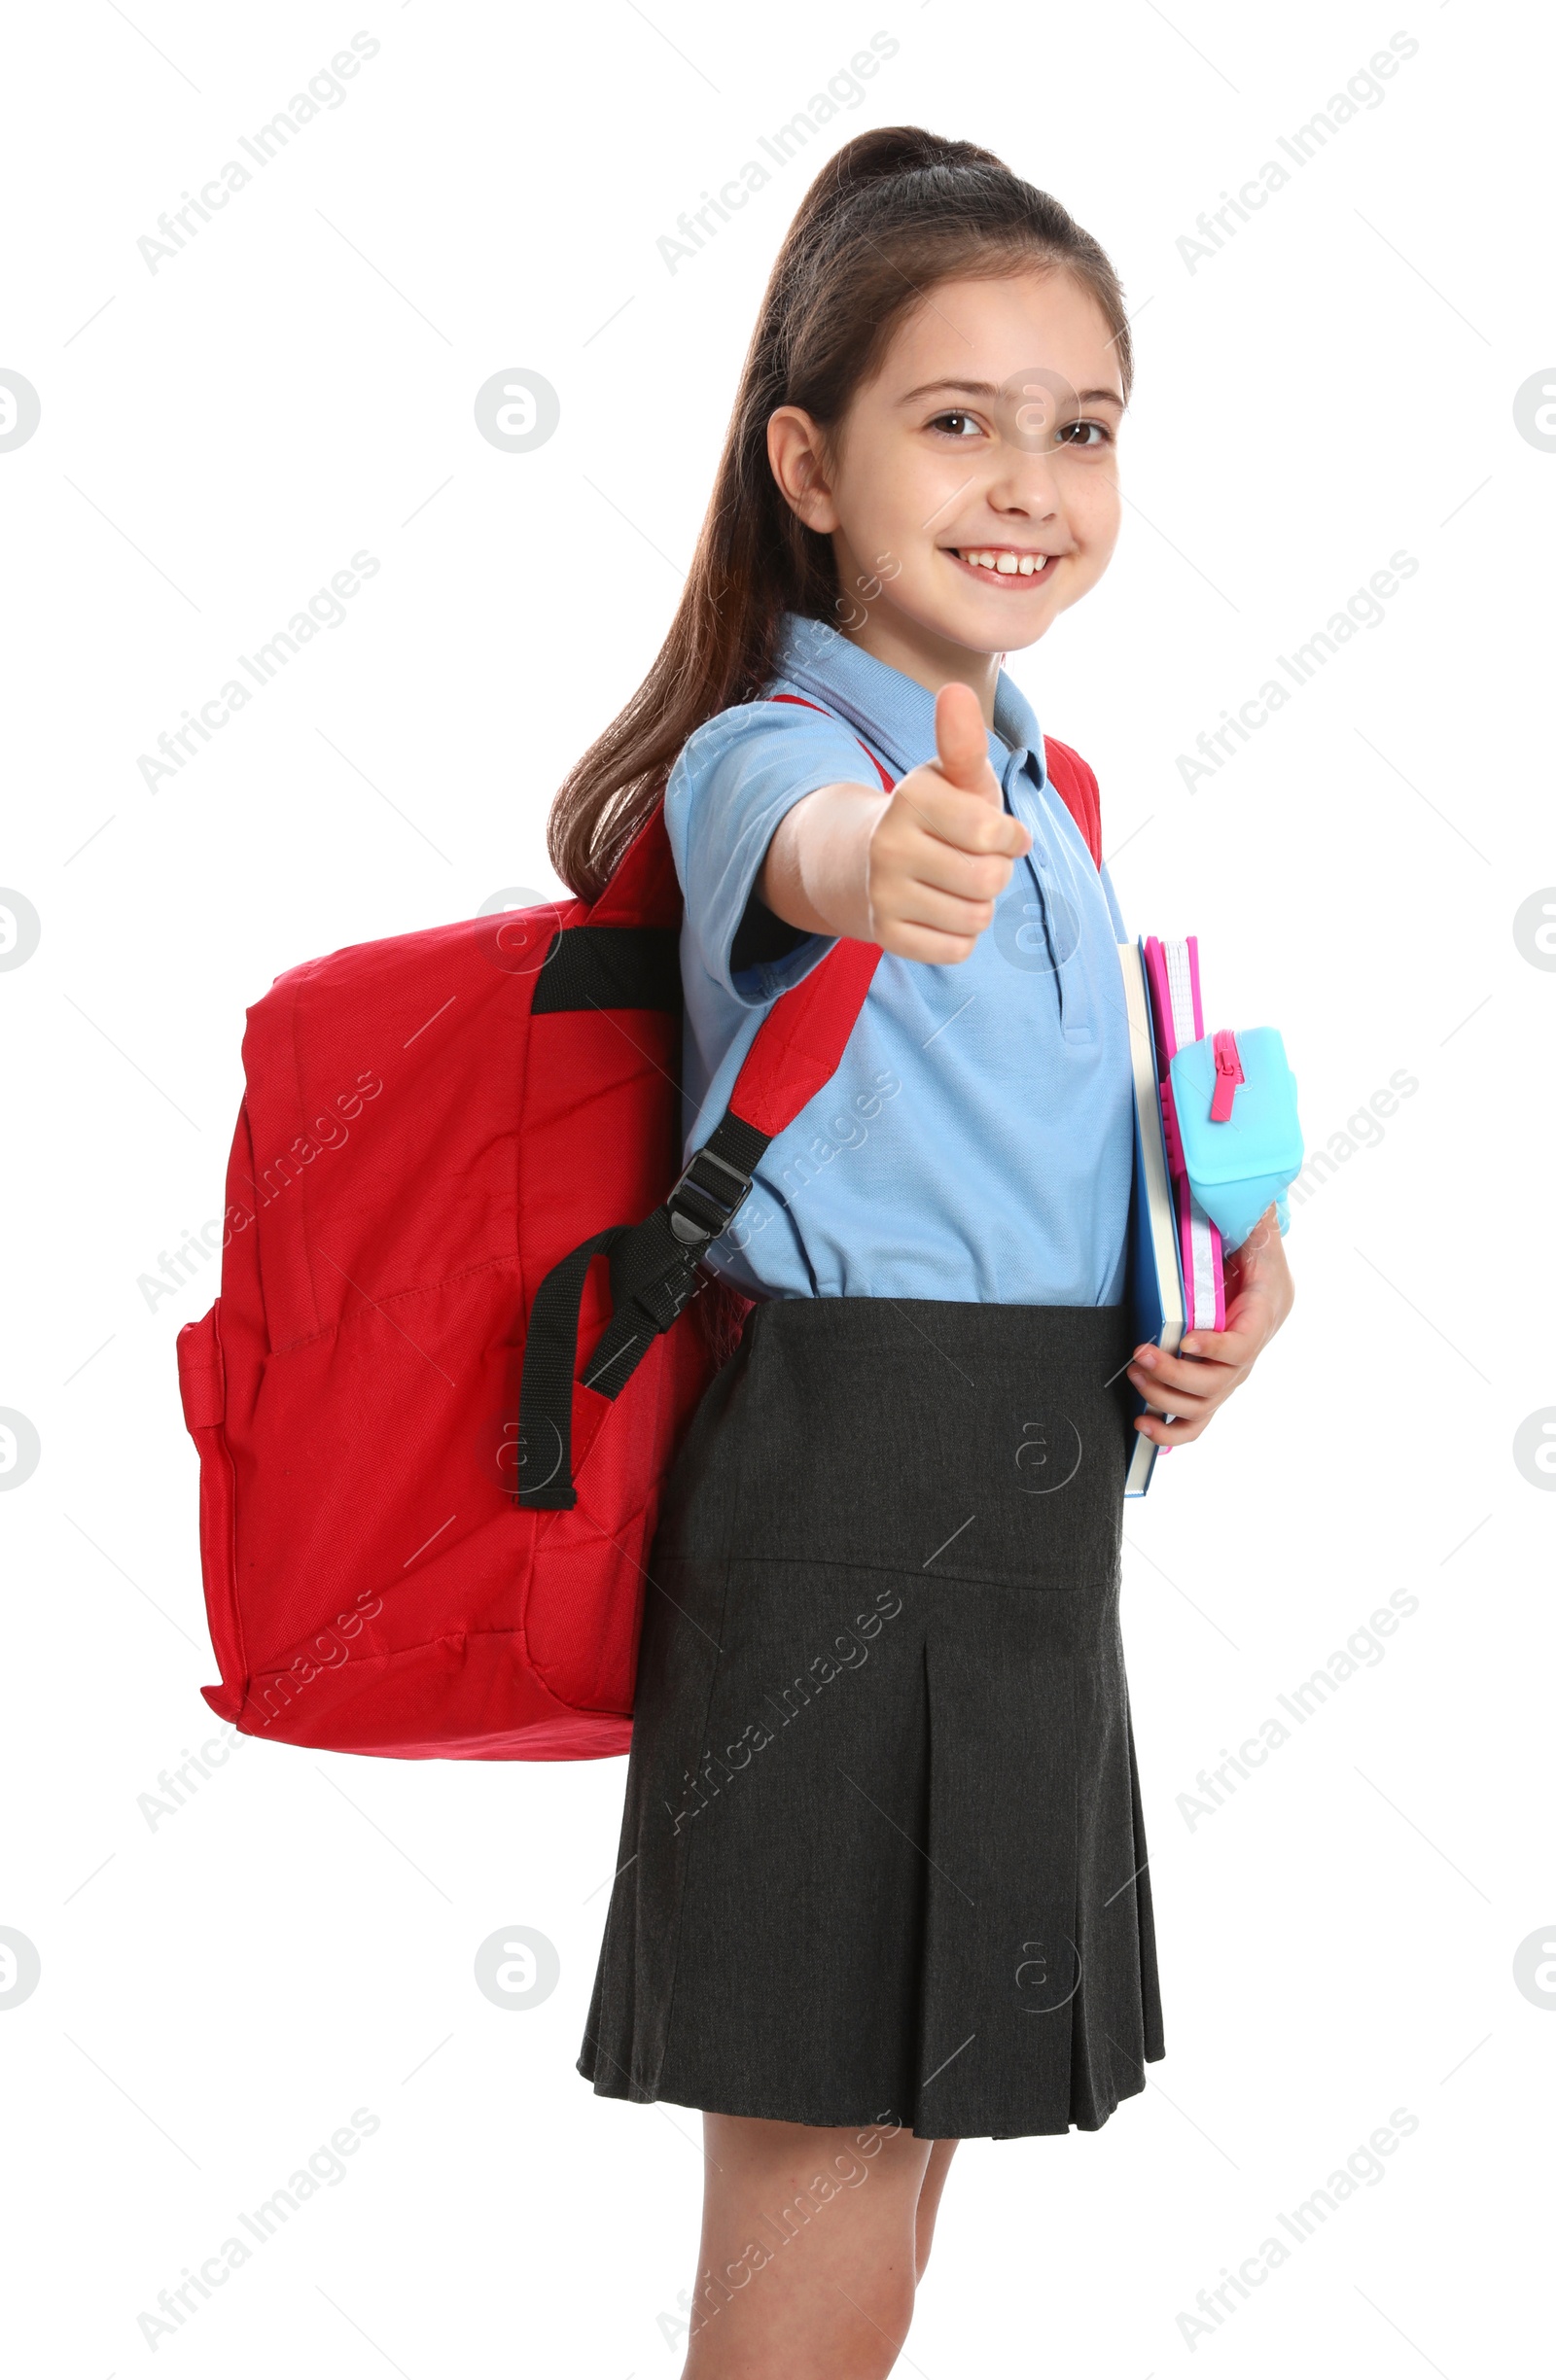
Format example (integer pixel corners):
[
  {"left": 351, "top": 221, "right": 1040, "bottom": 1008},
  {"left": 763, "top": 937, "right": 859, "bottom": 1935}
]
[{"left": 947, "top": 545, "right": 1061, "bottom": 581}]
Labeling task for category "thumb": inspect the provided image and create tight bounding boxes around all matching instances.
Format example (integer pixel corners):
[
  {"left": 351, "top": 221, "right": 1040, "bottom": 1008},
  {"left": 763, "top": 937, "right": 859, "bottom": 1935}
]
[{"left": 934, "top": 681, "right": 1000, "bottom": 803}]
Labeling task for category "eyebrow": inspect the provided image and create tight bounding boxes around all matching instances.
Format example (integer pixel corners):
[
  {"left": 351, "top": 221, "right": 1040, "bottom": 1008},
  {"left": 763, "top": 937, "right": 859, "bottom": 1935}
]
[{"left": 898, "top": 377, "right": 1125, "bottom": 410}]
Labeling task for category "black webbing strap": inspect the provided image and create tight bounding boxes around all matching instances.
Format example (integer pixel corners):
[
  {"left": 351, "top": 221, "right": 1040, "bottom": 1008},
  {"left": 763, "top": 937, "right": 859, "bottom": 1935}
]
[
  {"left": 529, "top": 925, "right": 682, "bottom": 1015},
  {"left": 514, "top": 1225, "right": 626, "bottom": 1509},
  {"left": 515, "top": 1110, "right": 770, "bottom": 1510}
]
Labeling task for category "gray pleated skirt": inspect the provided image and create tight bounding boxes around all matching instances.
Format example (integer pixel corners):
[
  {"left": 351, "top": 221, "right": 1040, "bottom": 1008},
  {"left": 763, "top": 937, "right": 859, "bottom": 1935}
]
[{"left": 577, "top": 1295, "right": 1165, "bottom": 2140}]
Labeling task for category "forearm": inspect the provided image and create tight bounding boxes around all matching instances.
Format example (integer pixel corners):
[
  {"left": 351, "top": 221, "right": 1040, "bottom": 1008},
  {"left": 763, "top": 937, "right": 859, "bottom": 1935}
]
[{"left": 758, "top": 781, "right": 888, "bottom": 941}]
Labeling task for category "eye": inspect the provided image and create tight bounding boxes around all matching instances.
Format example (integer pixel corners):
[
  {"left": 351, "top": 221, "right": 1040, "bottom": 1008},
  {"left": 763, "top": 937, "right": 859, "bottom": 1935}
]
[
  {"left": 927, "top": 409, "right": 984, "bottom": 439},
  {"left": 1056, "top": 418, "right": 1114, "bottom": 450}
]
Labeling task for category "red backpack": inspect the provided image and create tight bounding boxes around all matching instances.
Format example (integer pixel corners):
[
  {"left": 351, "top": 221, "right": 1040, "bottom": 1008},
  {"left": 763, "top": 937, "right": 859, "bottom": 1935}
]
[{"left": 177, "top": 708, "right": 1102, "bottom": 1761}]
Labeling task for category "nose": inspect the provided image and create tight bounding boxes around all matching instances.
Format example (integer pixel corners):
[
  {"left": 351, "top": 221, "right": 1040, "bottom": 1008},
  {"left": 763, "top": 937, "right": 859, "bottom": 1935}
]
[{"left": 986, "top": 441, "right": 1065, "bottom": 524}]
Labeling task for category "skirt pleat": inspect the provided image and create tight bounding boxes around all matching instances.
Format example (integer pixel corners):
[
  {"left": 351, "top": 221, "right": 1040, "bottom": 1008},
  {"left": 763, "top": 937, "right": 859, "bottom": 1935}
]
[{"left": 578, "top": 1296, "right": 1165, "bottom": 2141}]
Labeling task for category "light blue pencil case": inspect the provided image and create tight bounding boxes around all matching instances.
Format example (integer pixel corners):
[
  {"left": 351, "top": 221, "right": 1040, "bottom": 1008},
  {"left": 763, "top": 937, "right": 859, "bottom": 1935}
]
[{"left": 1168, "top": 1027, "right": 1303, "bottom": 1252}]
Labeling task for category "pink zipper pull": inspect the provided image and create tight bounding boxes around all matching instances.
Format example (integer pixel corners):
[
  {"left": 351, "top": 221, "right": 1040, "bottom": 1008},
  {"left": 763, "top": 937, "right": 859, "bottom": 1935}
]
[{"left": 1209, "top": 1029, "right": 1244, "bottom": 1123}]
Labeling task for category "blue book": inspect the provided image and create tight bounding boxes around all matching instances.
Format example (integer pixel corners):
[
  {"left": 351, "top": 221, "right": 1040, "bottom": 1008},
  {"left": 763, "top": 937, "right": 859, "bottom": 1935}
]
[{"left": 1118, "top": 940, "right": 1186, "bottom": 1496}]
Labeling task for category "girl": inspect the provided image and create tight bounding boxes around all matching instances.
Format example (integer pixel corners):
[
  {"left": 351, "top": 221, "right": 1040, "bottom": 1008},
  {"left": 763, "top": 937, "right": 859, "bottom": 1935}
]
[{"left": 551, "top": 125, "right": 1292, "bottom": 2378}]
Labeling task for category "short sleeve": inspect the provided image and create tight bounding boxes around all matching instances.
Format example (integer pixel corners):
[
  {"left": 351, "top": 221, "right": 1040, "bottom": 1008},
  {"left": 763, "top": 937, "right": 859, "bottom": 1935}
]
[
  {"left": 1098, "top": 858, "right": 1127, "bottom": 941},
  {"left": 663, "top": 698, "right": 878, "bottom": 1007}
]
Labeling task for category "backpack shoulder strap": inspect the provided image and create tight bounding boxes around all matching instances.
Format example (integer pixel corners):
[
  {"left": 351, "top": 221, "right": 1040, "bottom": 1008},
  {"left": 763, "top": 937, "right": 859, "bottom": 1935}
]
[
  {"left": 518, "top": 693, "right": 892, "bottom": 1508},
  {"left": 584, "top": 694, "right": 890, "bottom": 1343},
  {"left": 767, "top": 690, "right": 892, "bottom": 781},
  {"left": 1042, "top": 736, "right": 1103, "bottom": 869}
]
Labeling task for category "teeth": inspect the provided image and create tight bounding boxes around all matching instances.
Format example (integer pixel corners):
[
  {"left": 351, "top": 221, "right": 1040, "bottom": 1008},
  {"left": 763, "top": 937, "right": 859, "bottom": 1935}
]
[{"left": 960, "top": 548, "right": 1049, "bottom": 574}]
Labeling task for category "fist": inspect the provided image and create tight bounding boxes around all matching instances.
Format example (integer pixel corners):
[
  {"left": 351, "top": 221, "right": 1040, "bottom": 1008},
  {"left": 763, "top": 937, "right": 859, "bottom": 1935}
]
[{"left": 865, "top": 682, "right": 1031, "bottom": 962}]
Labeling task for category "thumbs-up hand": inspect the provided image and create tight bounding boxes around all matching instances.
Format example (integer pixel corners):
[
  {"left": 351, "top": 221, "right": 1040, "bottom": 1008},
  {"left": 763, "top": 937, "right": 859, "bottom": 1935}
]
[
  {"left": 859, "top": 681, "right": 1032, "bottom": 962},
  {"left": 757, "top": 680, "right": 1032, "bottom": 962}
]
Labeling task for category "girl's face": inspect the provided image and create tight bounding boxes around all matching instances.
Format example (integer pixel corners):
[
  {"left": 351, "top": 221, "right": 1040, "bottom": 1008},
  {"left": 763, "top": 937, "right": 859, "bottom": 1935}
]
[{"left": 769, "top": 267, "right": 1124, "bottom": 682}]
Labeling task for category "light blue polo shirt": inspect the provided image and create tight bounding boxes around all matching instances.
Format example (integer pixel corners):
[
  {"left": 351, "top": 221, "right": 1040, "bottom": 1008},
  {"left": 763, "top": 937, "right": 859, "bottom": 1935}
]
[{"left": 662, "top": 611, "right": 1133, "bottom": 1305}]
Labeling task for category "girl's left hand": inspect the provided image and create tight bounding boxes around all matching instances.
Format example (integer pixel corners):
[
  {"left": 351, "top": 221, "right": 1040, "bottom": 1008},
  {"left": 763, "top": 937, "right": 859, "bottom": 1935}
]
[{"left": 1126, "top": 1206, "right": 1294, "bottom": 1447}]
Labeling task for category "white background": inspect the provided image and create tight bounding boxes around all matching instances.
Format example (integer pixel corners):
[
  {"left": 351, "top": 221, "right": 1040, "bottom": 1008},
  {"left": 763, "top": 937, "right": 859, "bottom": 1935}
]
[{"left": 2, "top": 2, "right": 1551, "bottom": 2372}]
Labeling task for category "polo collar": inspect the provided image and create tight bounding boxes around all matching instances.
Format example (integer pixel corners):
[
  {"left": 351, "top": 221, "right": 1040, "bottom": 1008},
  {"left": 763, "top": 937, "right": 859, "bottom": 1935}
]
[{"left": 769, "top": 611, "right": 1047, "bottom": 789}]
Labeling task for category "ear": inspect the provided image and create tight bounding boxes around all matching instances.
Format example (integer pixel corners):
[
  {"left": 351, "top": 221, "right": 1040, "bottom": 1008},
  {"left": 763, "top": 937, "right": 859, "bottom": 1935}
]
[{"left": 766, "top": 405, "right": 840, "bottom": 535}]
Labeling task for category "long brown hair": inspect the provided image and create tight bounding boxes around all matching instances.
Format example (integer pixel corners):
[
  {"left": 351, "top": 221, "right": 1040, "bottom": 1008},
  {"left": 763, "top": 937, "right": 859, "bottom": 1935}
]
[{"left": 548, "top": 125, "right": 1134, "bottom": 901}]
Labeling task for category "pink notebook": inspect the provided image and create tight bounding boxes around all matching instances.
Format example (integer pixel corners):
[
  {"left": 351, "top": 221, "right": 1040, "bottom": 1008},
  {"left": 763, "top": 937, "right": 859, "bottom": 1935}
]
[{"left": 1142, "top": 935, "right": 1225, "bottom": 1334}]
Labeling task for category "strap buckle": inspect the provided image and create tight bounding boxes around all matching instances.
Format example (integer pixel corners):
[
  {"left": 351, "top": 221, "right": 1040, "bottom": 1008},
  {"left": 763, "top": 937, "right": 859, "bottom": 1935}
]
[{"left": 665, "top": 1145, "right": 753, "bottom": 1245}]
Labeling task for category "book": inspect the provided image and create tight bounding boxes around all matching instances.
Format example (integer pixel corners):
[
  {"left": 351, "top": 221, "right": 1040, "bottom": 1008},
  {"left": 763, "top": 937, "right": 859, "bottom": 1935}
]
[
  {"left": 1118, "top": 940, "right": 1184, "bottom": 1496},
  {"left": 1142, "top": 936, "right": 1226, "bottom": 1338}
]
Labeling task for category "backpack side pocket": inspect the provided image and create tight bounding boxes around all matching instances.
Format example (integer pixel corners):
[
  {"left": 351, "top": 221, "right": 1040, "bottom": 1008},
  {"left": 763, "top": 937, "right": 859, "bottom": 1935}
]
[{"left": 177, "top": 1301, "right": 246, "bottom": 1722}]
